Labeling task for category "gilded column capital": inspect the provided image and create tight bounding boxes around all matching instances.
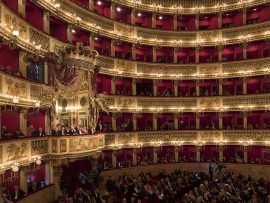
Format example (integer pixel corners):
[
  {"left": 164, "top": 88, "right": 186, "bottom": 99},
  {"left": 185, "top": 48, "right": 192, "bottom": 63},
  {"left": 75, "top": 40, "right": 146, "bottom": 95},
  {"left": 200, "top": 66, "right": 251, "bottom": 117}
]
[
  {"left": 218, "top": 112, "right": 224, "bottom": 119},
  {"left": 173, "top": 80, "right": 179, "bottom": 86},
  {"left": 195, "top": 145, "right": 203, "bottom": 152},
  {"left": 173, "top": 113, "right": 179, "bottom": 119},
  {"left": 243, "top": 146, "right": 250, "bottom": 152},
  {"left": 218, "top": 145, "right": 225, "bottom": 152},
  {"left": 242, "top": 76, "right": 248, "bottom": 83},
  {"left": 195, "top": 80, "right": 201, "bottom": 85},
  {"left": 218, "top": 78, "right": 223, "bottom": 85},
  {"left": 196, "top": 112, "right": 201, "bottom": 119},
  {"left": 153, "top": 113, "right": 160, "bottom": 119},
  {"left": 153, "top": 79, "right": 160, "bottom": 86}
]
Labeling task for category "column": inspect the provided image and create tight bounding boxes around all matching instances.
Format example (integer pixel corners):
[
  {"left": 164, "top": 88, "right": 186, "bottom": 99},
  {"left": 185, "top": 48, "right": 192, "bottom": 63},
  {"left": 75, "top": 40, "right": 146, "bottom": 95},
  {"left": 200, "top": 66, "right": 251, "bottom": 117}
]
[
  {"left": 242, "top": 8, "right": 247, "bottom": 25},
  {"left": 112, "top": 113, "right": 117, "bottom": 131},
  {"left": 132, "top": 113, "right": 137, "bottom": 131},
  {"left": 243, "top": 146, "right": 248, "bottom": 163},
  {"left": 45, "top": 162, "right": 53, "bottom": 185},
  {"left": 20, "top": 108, "right": 28, "bottom": 136},
  {"left": 132, "top": 149, "right": 138, "bottom": 166},
  {"left": 44, "top": 60, "right": 48, "bottom": 84},
  {"left": 67, "top": 24, "right": 72, "bottom": 43},
  {"left": 19, "top": 50, "right": 27, "bottom": 78},
  {"left": 18, "top": 0, "right": 26, "bottom": 18},
  {"left": 89, "top": 0, "right": 94, "bottom": 10},
  {"left": 45, "top": 110, "right": 50, "bottom": 134},
  {"left": 195, "top": 80, "right": 200, "bottom": 96},
  {"left": 110, "top": 3, "right": 115, "bottom": 19},
  {"left": 218, "top": 45, "right": 223, "bottom": 62},
  {"left": 174, "top": 146, "right": 179, "bottom": 162},
  {"left": 195, "top": 47, "right": 200, "bottom": 63},
  {"left": 111, "top": 40, "right": 115, "bottom": 57},
  {"left": 111, "top": 76, "right": 116, "bottom": 94},
  {"left": 132, "top": 79, "right": 137, "bottom": 96},
  {"left": 196, "top": 113, "right": 201, "bottom": 130},
  {"left": 218, "top": 12, "right": 222, "bottom": 29},
  {"left": 20, "top": 169, "right": 28, "bottom": 193},
  {"left": 132, "top": 44, "right": 136, "bottom": 60},
  {"left": 131, "top": 9, "right": 135, "bottom": 25},
  {"left": 173, "top": 80, "right": 178, "bottom": 97},
  {"left": 243, "top": 111, "right": 247, "bottom": 129},
  {"left": 112, "top": 150, "right": 117, "bottom": 168},
  {"left": 195, "top": 14, "right": 199, "bottom": 30},
  {"left": 218, "top": 146, "right": 224, "bottom": 162},
  {"left": 173, "top": 15, "right": 177, "bottom": 30},
  {"left": 89, "top": 34, "right": 94, "bottom": 49},
  {"left": 242, "top": 77, "right": 247, "bottom": 94},
  {"left": 51, "top": 166, "right": 63, "bottom": 199},
  {"left": 43, "top": 10, "right": 50, "bottom": 34},
  {"left": 218, "top": 112, "right": 223, "bottom": 129},
  {"left": 152, "top": 13, "right": 156, "bottom": 28},
  {"left": 153, "top": 113, "right": 158, "bottom": 130},
  {"left": 153, "top": 147, "right": 158, "bottom": 164},
  {"left": 195, "top": 146, "right": 202, "bottom": 162},
  {"left": 218, "top": 78, "right": 223, "bottom": 96},
  {"left": 173, "top": 47, "right": 178, "bottom": 63},
  {"left": 153, "top": 79, "right": 158, "bottom": 96},
  {"left": 243, "top": 42, "right": 247, "bottom": 60},
  {"left": 152, "top": 46, "right": 157, "bottom": 63},
  {"left": 174, "top": 113, "right": 179, "bottom": 130}
]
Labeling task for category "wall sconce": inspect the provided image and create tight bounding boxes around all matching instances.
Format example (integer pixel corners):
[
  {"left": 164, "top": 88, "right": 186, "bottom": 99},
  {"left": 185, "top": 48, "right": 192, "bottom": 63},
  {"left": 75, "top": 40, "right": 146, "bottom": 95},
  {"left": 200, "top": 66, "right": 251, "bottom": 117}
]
[
  {"left": 12, "top": 30, "right": 19, "bottom": 37},
  {"left": 54, "top": 3, "right": 60, "bottom": 10}
]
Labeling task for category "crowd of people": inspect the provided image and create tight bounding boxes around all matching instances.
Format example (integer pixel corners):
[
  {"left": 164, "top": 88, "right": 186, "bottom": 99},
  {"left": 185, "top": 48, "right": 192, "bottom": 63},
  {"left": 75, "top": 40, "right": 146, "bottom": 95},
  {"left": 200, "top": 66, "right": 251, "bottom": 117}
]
[
  {"left": 69, "top": 166, "right": 270, "bottom": 203},
  {"left": 0, "top": 125, "right": 45, "bottom": 139}
]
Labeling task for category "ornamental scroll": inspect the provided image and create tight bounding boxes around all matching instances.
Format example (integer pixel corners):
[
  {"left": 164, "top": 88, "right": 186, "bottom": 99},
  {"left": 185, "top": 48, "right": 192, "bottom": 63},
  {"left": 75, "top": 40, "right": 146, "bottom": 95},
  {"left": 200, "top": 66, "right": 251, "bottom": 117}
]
[{"left": 69, "top": 136, "right": 103, "bottom": 152}]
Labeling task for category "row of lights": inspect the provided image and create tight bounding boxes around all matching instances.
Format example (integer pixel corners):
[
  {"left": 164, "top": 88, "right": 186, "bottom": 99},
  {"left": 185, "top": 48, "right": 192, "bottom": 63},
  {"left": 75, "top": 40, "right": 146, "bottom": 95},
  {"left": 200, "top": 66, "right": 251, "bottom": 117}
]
[{"left": 2, "top": 94, "right": 41, "bottom": 107}]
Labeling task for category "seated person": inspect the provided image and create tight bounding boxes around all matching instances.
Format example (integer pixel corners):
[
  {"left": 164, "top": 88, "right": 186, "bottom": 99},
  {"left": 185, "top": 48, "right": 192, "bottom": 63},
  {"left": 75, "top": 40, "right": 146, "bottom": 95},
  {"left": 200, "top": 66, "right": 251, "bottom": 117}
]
[
  {"left": 13, "top": 130, "right": 24, "bottom": 138},
  {"left": 27, "top": 125, "right": 34, "bottom": 136},
  {"left": 1, "top": 126, "right": 8, "bottom": 138},
  {"left": 34, "top": 127, "right": 45, "bottom": 136},
  {"left": 11, "top": 186, "right": 26, "bottom": 201}
]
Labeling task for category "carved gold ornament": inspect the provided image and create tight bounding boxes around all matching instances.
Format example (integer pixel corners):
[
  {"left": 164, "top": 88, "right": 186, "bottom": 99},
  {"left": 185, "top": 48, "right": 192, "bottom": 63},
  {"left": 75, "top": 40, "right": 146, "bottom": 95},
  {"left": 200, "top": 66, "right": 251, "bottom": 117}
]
[
  {"left": 5, "top": 78, "right": 27, "bottom": 98},
  {"left": 69, "top": 136, "right": 103, "bottom": 152},
  {"left": 51, "top": 139, "right": 58, "bottom": 153},
  {"left": 4, "top": 13, "right": 27, "bottom": 39},
  {"left": 60, "top": 139, "right": 67, "bottom": 153},
  {"left": 117, "top": 97, "right": 135, "bottom": 107},
  {"left": 6, "top": 142, "right": 27, "bottom": 161},
  {"left": 199, "top": 98, "right": 220, "bottom": 107},
  {"left": 31, "top": 140, "right": 48, "bottom": 155},
  {"left": 199, "top": 31, "right": 219, "bottom": 42},
  {"left": 117, "top": 134, "right": 135, "bottom": 144},
  {"left": 115, "top": 24, "right": 134, "bottom": 37},
  {"left": 116, "top": 60, "right": 135, "bottom": 72},
  {"left": 199, "top": 65, "right": 220, "bottom": 74}
]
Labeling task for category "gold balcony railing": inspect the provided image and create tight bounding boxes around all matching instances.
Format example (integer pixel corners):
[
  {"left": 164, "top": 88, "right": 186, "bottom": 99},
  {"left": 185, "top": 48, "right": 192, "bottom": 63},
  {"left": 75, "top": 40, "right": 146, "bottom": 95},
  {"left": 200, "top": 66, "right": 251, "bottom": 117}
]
[
  {"left": 0, "top": 130, "right": 269, "bottom": 172},
  {"left": 37, "top": 0, "right": 270, "bottom": 47},
  {"left": 97, "top": 93, "right": 270, "bottom": 113}
]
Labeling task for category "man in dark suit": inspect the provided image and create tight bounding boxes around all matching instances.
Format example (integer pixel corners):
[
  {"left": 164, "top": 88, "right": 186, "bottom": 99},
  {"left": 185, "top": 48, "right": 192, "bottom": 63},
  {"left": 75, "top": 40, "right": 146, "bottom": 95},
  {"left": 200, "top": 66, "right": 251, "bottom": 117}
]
[
  {"left": 58, "top": 126, "right": 67, "bottom": 136},
  {"left": 1, "top": 126, "right": 8, "bottom": 138},
  {"left": 34, "top": 127, "right": 45, "bottom": 136},
  {"left": 126, "top": 119, "right": 132, "bottom": 131},
  {"left": 11, "top": 186, "right": 26, "bottom": 201},
  {"left": 209, "top": 161, "right": 214, "bottom": 180},
  {"left": 96, "top": 120, "right": 103, "bottom": 132}
]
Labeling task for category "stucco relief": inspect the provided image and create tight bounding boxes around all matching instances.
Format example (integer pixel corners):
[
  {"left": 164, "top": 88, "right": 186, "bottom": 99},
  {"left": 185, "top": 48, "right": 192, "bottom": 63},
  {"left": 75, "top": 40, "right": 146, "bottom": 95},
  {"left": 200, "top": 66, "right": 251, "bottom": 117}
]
[
  {"left": 6, "top": 142, "right": 27, "bottom": 161},
  {"left": 116, "top": 134, "right": 136, "bottom": 144},
  {"left": 116, "top": 97, "right": 135, "bottom": 107},
  {"left": 60, "top": 139, "right": 67, "bottom": 153},
  {"left": 4, "top": 13, "right": 27, "bottom": 39},
  {"left": 200, "top": 132, "right": 221, "bottom": 141},
  {"left": 198, "top": 65, "right": 220, "bottom": 74},
  {"left": 115, "top": 23, "right": 134, "bottom": 37},
  {"left": 199, "top": 31, "right": 219, "bottom": 41},
  {"left": 31, "top": 140, "right": 48, "bottom": 155},
  {"left": 116, "top": 60, "right": 135, "bottom": 72},
  {"left": 5, "top": 77, "right": 27, "bottom": 98},
  {"left": 199, "top": 98, "right": 220, "bottom": 107},
  {"left": 69, "top": 136, "right": 103, "bottom": 152},
  {"left": 51, "top": 139, "right": 58, "bottom": 153}
]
